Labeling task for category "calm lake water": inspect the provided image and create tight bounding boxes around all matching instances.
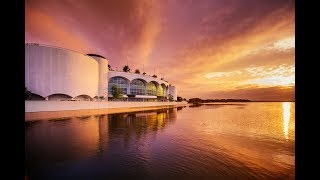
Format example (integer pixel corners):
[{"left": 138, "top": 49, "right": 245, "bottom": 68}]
[{"left": 25, "top": 102, "right": 295, "bottom": 179}]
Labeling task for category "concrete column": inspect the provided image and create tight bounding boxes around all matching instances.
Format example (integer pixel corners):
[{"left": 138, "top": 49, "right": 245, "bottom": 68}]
[
  {"left": 169, "top": 85, "right": 177, "bottom": 101},
  {"left": 89, "top": 55, "right": 109, "bottom": 98},
  {"left": 127, "top": 81, "right": 130, "bottom": 94}
]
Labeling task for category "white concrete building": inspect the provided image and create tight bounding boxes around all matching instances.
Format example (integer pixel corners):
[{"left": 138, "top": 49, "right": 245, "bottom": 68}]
[{"left": 25, "top": 44, "right": 178, "bottom": 101}]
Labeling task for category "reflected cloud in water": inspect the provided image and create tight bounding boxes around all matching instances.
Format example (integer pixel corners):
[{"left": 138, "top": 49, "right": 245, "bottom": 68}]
[
  {"left": 76, "top": 115, "right": 92, "bottom": 120},
  {"left": 282, "top": 102, "right": 291, "bottom": 140},
  {"left": 25, "top": 108, "right": 179, "bottom": 178},
  {"left": 177, "top": 106, "right": 186, "bottom": 111},
  {"left": 25, "top": 104, "right": 294, "bottom": 179},
  {"left": 48, "top": 117, "right": 72, "bottom": 122},
  {"left": 189, "top": 104, "right": 203, "bottom": 108}
]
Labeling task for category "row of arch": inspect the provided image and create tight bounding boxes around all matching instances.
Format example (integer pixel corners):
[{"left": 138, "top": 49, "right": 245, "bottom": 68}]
[
  {"left": 108, "top": 76, "right": 168, "bottom": 97},
  {"left": 27, "top": 76, "right": 170, "bottom": 101},
  {"left": 27, "top": 93, "right": 96, "bottom": 101}
]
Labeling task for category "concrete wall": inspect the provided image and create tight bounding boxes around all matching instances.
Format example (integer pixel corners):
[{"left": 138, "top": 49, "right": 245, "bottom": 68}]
[
  {"left": 25, "top": 101, "right": 188, "bottom": 112},
  {"left": 25, "top": 44, "right": 99, "bottom": 98}
]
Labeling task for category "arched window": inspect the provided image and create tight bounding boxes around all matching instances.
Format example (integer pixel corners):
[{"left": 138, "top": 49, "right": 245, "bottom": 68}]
[
  {"left": 47, "top": 94, "right": 72, "bottom": 101},
  {"left": 30, "top": 93, "right": 45, "bottom": 100},
  {"left": 147, "top": 82, "right": 157, "bottom": 96},
  {"left": 130, "top": 79, "right": 146, "bottom": 95},
  {"left": 73, "top": 95, "right": 92, "bottom": 101},
  {"left": 108, "top": 77, "right": 129, "bottom": 94},
  {"left": 157, "top": 85, "right": 164, "bottom": 96}
]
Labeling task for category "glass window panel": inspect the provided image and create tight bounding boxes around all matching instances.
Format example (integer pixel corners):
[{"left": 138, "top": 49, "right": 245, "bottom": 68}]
[
  {"left": 130, "top": 79, "right": 146, "bottom": 95},
  {"left": 157, "top": 85, "right": 163, "bottom": 96},
  {"left": 108, "top": 77, "right": 128, "bottom": 94},
  {"left": 147, "top": 82, "right": 157, "bottom": 96}
]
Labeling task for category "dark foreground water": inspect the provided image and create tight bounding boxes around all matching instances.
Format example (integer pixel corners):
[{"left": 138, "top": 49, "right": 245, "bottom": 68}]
[{"left": 25, "top": 102, "right": 295, "bottom": 179}]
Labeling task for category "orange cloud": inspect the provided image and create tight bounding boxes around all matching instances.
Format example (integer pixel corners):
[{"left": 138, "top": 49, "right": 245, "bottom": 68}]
[
  {"left": 125, "top": 0, "right": 162, "bottom": 66},
  {"left": 158, "top": 2, "right": 294, "bottom": 100},
  {"left": 25, "top": 5, "right": 88, "bottom": 52}
]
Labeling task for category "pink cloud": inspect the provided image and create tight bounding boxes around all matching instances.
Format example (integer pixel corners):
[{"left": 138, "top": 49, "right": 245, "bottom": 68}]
[{"left": 25, "top": 0, "right": 295, "bottom": 101}]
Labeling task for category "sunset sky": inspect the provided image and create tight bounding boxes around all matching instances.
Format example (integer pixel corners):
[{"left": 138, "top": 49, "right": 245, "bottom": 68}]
[{"left": 25, "top": 0, "right": 295, "bottom": 101}]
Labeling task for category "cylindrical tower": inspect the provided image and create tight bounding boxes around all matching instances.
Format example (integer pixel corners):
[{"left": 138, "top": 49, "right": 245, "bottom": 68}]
[
  {"left": 87, "top": 54, "right": 109, "bottom": 98},
  {"left": 169, "top": 85, "right": 177, "bottom": 101},
  {"left": 25, "top": 44, "right": 99, "bottom": 99}
]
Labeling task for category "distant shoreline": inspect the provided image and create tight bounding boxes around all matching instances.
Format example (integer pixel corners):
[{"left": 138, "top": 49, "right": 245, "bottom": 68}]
[
  {"left": 191, "top": 101, "right": 294, "bottom": 104},
  {"left": 251, "top": 101, "right": 295, "bottom": 102},
  {"left": 188, "top": 98, "right": 295, "bottom": 104}
]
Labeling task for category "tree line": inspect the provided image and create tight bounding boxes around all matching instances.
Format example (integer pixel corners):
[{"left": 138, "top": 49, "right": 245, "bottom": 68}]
[
  {"left": 108, "top": 65, "right": 158, "bottom": 79},
  {"left": 188, "top": 98, "right": 251, "bottom": 103}
]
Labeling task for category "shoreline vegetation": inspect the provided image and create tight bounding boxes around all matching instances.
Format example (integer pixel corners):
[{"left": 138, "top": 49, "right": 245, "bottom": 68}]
[{"left": 188, "top": 98, "right": 251, "bottom": 104}]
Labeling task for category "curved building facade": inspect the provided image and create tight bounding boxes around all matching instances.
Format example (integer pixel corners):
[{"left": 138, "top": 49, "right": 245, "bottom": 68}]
[
  {"left": 25, "top": 44, "right": 99, "bottom": 100},
  {"left": 25, "top": 44, "right": 178, "bottom": 101}
]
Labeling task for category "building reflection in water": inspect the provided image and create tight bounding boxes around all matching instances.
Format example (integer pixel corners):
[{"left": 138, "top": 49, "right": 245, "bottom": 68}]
[
  {"left": 107, "top": 108, "right": 178, "bottom": 149},
  {"left": 97, "top": 114, "right": 109, "bottom": 156},
  {"left": 177, "top": 106, "right": 186, "bottom": 111},
  {"left": 25, "top": 107, "right": 179, "bottom": 176},
  {"left": 26, "top": 104, "right": 294, "bottom": 179},
  {"left": 282, "top": 102, "right": 291, "bottom": 140}
]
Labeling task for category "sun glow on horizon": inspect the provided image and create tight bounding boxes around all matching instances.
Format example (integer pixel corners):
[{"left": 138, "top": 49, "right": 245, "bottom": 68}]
[
  {"left": 241, "top": 76, "right": 294, "bottom": 87},
  {"left": 242, "top": 64, "right": 295, "bottom": 87},
  {"left": 203, "top": 64, "right": 294, "bottom": 88}
]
